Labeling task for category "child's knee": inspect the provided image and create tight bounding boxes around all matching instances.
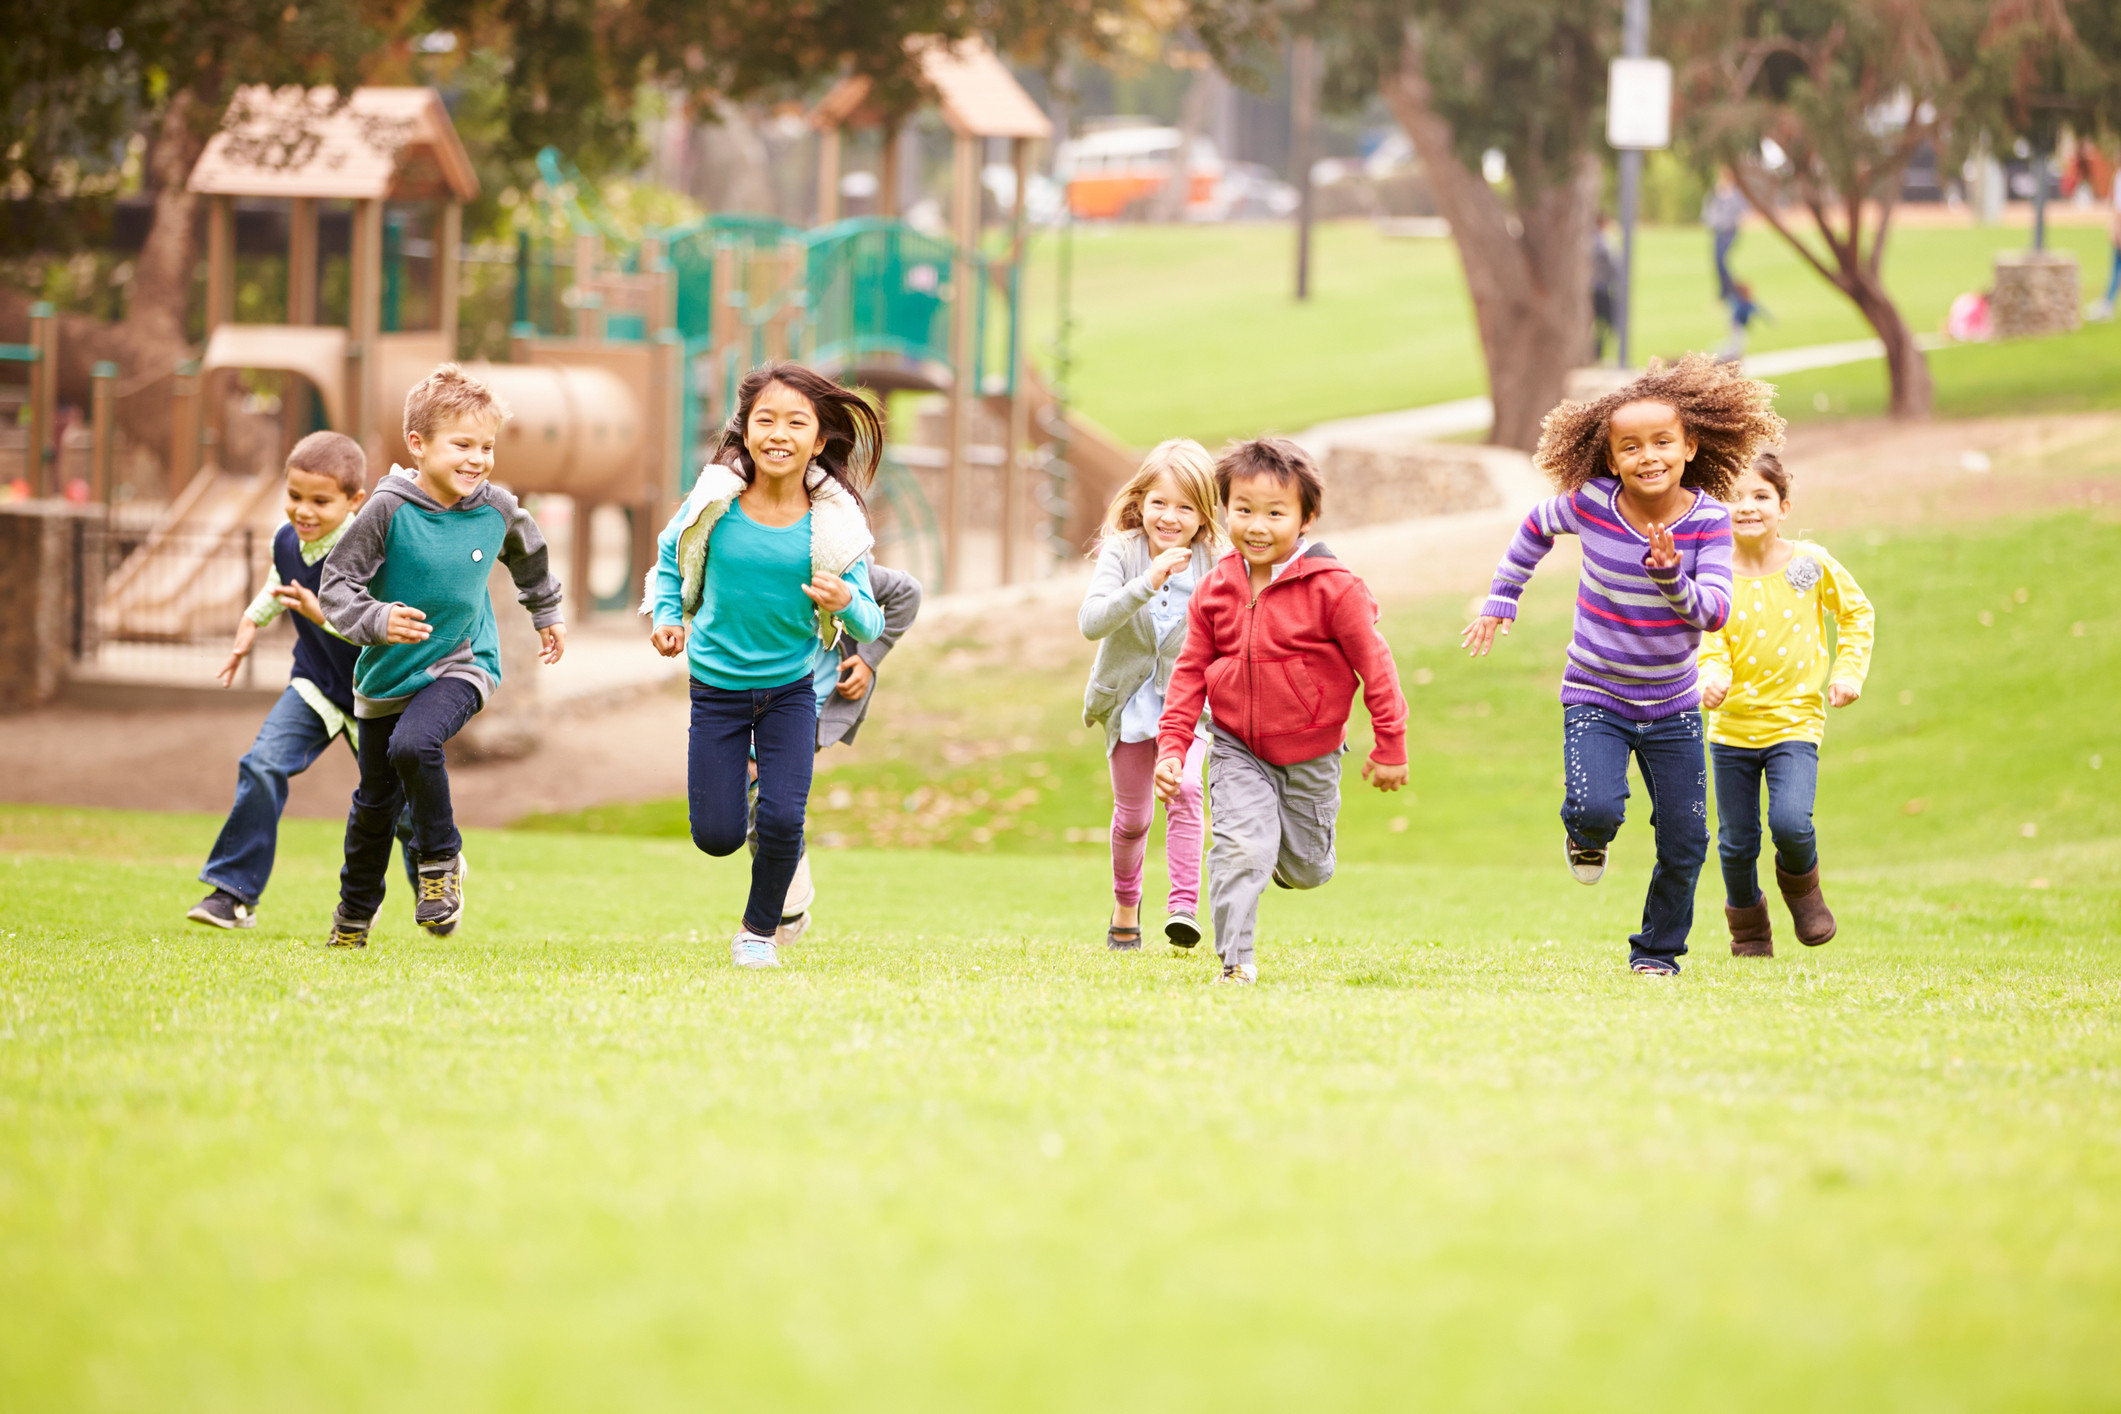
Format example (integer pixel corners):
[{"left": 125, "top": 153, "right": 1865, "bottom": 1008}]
[
  {"left": 1282, "top": 854, "right": 1334, "bottom": 890},
  {"left": 1562, "top": 794, "right": 1624, "bottom": 841},
  {"left": 1765, "top": 804, "right": 1814, "bottom": 850},
  {"left": 690, "top": 819, "right": 746, "bottom": 857},
  {"left": 385, "top": 729, "right": 441, "bottom": 775},
  {"left": 751, "top": 793, "right": 806, "bottom": 849}
]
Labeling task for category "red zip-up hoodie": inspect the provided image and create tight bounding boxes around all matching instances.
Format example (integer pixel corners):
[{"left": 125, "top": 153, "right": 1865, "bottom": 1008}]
[{"left": 1156, "top": 543, "right": 1408, "bottom": 768}]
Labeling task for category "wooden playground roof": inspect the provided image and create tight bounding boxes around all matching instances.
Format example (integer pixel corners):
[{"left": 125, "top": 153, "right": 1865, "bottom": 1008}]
[
  {"left": 188, "top": 86, "right": 480, "bottom": 202},
  {"left": 813, "top": 36, "right": 1053, "bottom": 141}
]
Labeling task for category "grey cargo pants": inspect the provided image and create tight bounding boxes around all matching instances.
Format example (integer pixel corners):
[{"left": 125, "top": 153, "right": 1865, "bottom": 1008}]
[{"left": 1205, "top": 728, "right": 1341, "bottom": 967}]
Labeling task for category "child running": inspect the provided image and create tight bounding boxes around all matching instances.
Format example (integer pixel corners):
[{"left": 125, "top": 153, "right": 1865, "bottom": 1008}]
[
  {"left": 1463, "top": 354, "right": 1781, "bottom": 975},
  {"left": 320, "top": 365, "right": 566, "bottom": 947},
  {"left": 1696, "top": 452, "right": 1874, "bottom": 956},
  {"left": 1154, "top": 438, "right": 1408, "bottom": 984},
  {"left": 646, "top": 363, "right": 884, "bottom": 970},
  {"left": 188, "top": 432, "right": 411, "bottom": 927},
  {"left": 1080, "top": 438, "right": 1227, "bottom": 952}
]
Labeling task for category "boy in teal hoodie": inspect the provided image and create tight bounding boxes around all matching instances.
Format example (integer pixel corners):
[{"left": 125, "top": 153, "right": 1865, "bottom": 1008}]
[{"left": 320, "top": 364, "right": 565, "bottom": 946}]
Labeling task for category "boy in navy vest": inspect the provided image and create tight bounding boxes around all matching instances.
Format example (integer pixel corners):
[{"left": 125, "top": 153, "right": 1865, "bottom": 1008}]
[{"left": 190, "top": 432, "right": 412, "bottom": 928}]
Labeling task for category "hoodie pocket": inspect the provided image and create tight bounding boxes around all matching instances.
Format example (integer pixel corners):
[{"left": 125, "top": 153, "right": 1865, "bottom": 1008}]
[{"left": 1256, "top": 657, "right": 1323, "bottom": 729}]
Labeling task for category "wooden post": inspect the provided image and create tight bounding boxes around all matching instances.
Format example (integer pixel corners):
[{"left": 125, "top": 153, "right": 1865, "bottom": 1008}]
[
  {"left": 288, "top": 197, "right": 319, "bottom": 325},
  {"left": 437, "top": 200, "right": 463, "bottom": 355},
  {"left": 27, "top": 302, "right": 56, "bottom": 497},
  {"left": 880, "top": 122, "right": 902, "bottom": 220},
  {"left": 90, "top": 362, "right": 117, "bottom": 504},
  {"left": 207, "top": 195, "right": 235, "bottom": 334},
  {"left": 573, "top": 234, "right": 604, "bottom": 341},
  {"left": 1002, "top": 136, "right": 1032, "bottom": 586},
  {"left": 817, "top": 126, "right": 842, "bottom": 225},
  {"left": 570, "top": 497, "right": 597, "bottom": 626},
  {"left": 169, "top": 359, "right": 203, "bottom": 499},
  {"left": 709, "top": 243, "right": 738, "bottom": 424},
  {"left": 942, "top": 133, "right": 980, "bottom": 592}
]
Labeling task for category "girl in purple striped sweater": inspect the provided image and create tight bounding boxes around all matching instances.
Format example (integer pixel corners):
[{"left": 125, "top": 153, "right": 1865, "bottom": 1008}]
[{"left": 1462, "top": 356, "right": 1785, "bottom": 975}]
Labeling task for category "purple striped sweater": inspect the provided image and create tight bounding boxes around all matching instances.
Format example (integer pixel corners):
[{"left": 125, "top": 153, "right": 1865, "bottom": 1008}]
[{"left": 1482, "top": 480, "right": 1734, "bottom": 720}]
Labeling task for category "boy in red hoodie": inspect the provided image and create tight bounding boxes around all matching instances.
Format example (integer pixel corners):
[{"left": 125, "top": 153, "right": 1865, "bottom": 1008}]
[{"left": 1155, "top": 438, "right": 1410, "bottom": 983}]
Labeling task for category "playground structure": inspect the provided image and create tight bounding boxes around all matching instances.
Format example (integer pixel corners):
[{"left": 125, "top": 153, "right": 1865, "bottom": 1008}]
[{"left": 82, "top": 42, "right": 1133, "bottom": 655}]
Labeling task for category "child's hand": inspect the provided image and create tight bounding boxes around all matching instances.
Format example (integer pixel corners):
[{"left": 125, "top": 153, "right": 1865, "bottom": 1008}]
[
  {"left": 1700, "top": 677, "right": 1729, "bottom": 710},
  {"left": 1461, "top": 615, "right": 1510, "bottom": 657},
  {"left": 216, "top": 620, "right": 257, "bottom": 687},
  {"left": 1147, "top": 545, "right": 1190, "bottom": 590},
  {"left": 1153, "top": 756, "right": 1185, "bottom": 803},
  {"left": 1645, "top": 522, "right": 1680, "bottom": 570},
  {"left": 1362, "top": 757, "right": 1408, "bottom": 793},
  {"left": 650, "top": 623, "right": 687, "bottom": 658},
  {"left": 538, "top": 623, "right": 566, "bottom": 665},
  {"left": 1828, "top": 681, "right": 1860, "bottom": 708},
  {"left": 802, "top": 570, "right": 854, "bottom": 614},
  {"left": 385, "top": 604, "right": 431, "bottom": 644},
  {"left": 836, "top": 655, "right": 874, "bottom": 701},
  {"left": 272, "top": 581, "right": 326, "bottom": 626}
]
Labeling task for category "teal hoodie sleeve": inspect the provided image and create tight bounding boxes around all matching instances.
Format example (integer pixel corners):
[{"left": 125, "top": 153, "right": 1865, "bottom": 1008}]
[
  {"left": 835, "top": 561, "right": 883, "bottom": 643},
  {"left": 647, "top": 499, "right": 688, "bottom": 628}
]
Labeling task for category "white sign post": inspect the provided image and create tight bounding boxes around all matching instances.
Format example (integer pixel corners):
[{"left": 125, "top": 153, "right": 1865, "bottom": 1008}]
[{"left": 1606, "top": 35, "right": 1670, "bottom": 368}]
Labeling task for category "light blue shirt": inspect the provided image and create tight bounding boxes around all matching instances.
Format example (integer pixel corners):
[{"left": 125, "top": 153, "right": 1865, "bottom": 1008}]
[
  {"left": 676, "top": 502, "right": 881, "bottom": 690},
  {"left": 1117, "top": 566, "right": 1197, "bottom": 744}
]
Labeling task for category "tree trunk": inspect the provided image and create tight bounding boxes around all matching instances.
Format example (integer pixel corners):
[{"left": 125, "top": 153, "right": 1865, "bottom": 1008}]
[
  {"left": 1841, "top": 266, "right": 1933, "bottom": 419},
  {"left": 1382, "top": 30, "right": 1597, "bottom": 452}
]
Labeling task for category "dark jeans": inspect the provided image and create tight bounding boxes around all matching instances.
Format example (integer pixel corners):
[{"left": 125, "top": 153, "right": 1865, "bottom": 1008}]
[
  {"left": 339, "top": 677, "right": 483, "bottom": 918},
  {"left": 1561, "top": 703, "right": 1708, "bottom": 965},
  {"left": 1710, "top": 740, "right": 1820, "bottom": 907},
  {"left": 689, "top": 675, "right": 818, "bottom": 936},
  {"left": 1713, "top": 226, "right": 1739, "bottom": 299},
  {"left": 202, "top": 686, "right": 414, "bottom": 906}
]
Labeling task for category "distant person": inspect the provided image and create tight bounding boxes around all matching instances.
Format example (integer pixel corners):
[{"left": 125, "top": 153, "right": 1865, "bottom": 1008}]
[
  {"left": 1717, "top": 281, "right": 1769, "bottom": 363},
  {"left": 1591, "top": 213, "right": 1618, "bottom": 362},
  {"left": 320, "top": 365, "right": 567, "bottom": 947},
  {"left": 1153, "top": 438, "right": 1409, "bottom": 984},
  {"left": 1079, "top": 438, "right": 1227, "bottom": 953},
  {"left": 1462, "top": 355, "right": 1783, "bottom": 976},
  {"left": 187, "top": 432, "right": 412, "bottom": 929},
  {"left": 1703, "top": 172, "right": 1749, "bottom": 300},
  {"left": 1697, "top": 452, "right": 1874, "bottom": 957},
  {"left": 2095, "top": 172, "right": 2121, "bottom": 320},
  {"left": 646, "top": 363, "right": 884, "bottom": 970}
]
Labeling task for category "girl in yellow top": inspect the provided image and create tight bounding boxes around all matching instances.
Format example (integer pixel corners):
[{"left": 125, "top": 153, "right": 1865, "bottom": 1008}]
[{"left": 1696, "top": 452, "right": 1875, "bottom": 956}]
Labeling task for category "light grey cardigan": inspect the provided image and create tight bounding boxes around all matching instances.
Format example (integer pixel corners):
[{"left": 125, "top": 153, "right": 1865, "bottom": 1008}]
[{"left": 1079, "top": 531, "right": 1219, "bottom": 755}]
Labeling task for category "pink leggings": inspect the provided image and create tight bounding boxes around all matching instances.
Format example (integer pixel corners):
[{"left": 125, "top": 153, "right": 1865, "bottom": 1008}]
[{"left": 1109, "top": 736, "right": 1206, "bottom": 913}]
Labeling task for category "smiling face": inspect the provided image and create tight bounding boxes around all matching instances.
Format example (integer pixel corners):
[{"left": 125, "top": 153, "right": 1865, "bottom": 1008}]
[
  {"left": 1225, "top": 471, "right": 1311, "bottom": 570},
  {"left": 283, "top": 467, "right": 363, "bottom": 543},
  {"left": 1725, "top": 467, "right": 1787, "bottom": 546},
  {"left": 746, "top": 379, "right": 822, "bottom": 483},
  {"left": 1139, "top": 472, "right": 1206, "bottom": 551},
  {"left": 1606, "top": 399, "right": 1698, "bottom": 508},
  {"left": 407, "top": 412, "right": 499, "bottom": 507}
]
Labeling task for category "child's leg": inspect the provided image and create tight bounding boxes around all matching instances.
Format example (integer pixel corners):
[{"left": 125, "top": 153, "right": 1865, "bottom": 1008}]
[
  {"left": 340, "top": 712, "right": 410, "bottom": 921},
  {"left": 1270, "top": 749, "right": 1340, "bottom": 891},
  {"left": 1709, "top": 742, "right": 1768, "bottom": 907},
  {"left": 744, "top": 679, "right": 819, "bottom": 937},
  {"left": 1107, "top": 740, "right": 1157, "bottom": 911},
  {"left": 2106, "top": 242, "right": 2121, "bottom": 305},
  {"left": 1161, "top": 735, "right": 1209, "bottom": 915},
  {"left": 385, "top": 679, "right": 483, "bottom": 862},
  {"left": 1629, "top": 711, "right": 1710, "bottom": 964},
  {"left": 201, "top": 687, "right": 335, "bottom": 906},
  {"left": 1204, "top": 731, "right": 1281, "bottom": 969},
  {"left": 1559, "top": 704, "right": 1632, "bottom": 853},
  {"left": 1761, "top": 742, "right": 1820, "bottom": 877},
  {"left": 687, "top": 681, "right": 756, "bottom": 859}
]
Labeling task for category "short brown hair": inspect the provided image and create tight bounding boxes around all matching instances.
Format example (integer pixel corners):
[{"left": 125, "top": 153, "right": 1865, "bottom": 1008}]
[
  {"left": 1215, "top": 436, "right": 1323, "bottom": 522},
  {"left": 403, "top": 362, "right": 508, "bottom": 444},
  {"left": 1533, "top": 353, "right": 1785, "bottom": 500},
  {"left": 286, "top": 430, "right": 366, "bottom": 497}
]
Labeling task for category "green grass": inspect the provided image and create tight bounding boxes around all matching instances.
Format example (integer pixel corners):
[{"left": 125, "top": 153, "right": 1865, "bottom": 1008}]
[
  {"left": 1023, "top": 218, "right": 2120, "bottom": 446},
  {"left": 6, "top": 454, "right": 2121, "bottom": 1409}
]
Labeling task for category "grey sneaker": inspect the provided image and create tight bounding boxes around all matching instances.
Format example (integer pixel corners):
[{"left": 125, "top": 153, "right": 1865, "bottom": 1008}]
[
  {"left": 731, "top": 930, "right": 780, "bottom": 968},
  {"left": 1165, "top": 911, "right": 1202, "bottom": 949},
  {"left": 415, "top": 854, "right": 467, "bottom": 935},
  {"left": 327, "top": 905, "right": 374, "bottom": 949},
  {"left": 188, "top": 889, "right": 255, "bottom": 930},
  {"left": 1565, "top": 837, "right": 1607, "bottom": 885}
]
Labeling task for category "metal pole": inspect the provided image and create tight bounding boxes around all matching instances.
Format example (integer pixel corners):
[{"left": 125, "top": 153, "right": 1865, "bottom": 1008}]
[
  {"left": 1615, "top": 0, "right": 1649, "bottom": 369},
  {"left": 91, "top": 361, "right": 117, "bottom": 504},
  {"left": 2032, "top": 137, "right": 2049, "bottom": 252},
  {"left": 28, "top": 301, "right": 55, "bottom": 497},
  {"left": 1292, "top": 35, "right": 1319, "bottom": 301}
]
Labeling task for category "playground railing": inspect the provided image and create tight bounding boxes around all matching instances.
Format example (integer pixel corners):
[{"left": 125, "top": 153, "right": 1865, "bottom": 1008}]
[{"left": 70, "top": 519, "right": 280, "bottom": 688}]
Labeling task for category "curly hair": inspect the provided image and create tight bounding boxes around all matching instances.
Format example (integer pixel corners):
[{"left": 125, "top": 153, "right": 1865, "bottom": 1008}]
[{"left": 1532, "top": 354, "right": 1785, "bottom": 499}]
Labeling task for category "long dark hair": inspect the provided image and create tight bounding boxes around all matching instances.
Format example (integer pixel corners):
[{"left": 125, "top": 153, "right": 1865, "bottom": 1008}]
[{"left": 713, "top": 362, "right": 884, "bottom": 508}]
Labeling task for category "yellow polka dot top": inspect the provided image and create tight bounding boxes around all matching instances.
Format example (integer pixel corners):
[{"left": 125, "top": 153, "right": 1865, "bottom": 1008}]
[{"left": 1694, "top": 541, "right": 1875, "bottom": 748}]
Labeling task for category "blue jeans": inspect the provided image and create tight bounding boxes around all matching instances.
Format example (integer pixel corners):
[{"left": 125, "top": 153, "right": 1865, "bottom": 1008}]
[
  {"left": 689, "top": 675, "right": 818, "bottom": 936},
  {"left": 1561, "top": 704, "right": 1709, "bottom": 965},
  {"left": 201, "top": 686, "right": 412, "bottom": 907},
  {"left": 339, "top": 678, "right": 482, "bottom": 918},
  {"left": 1713, "top": 227, "right": 1739, "bottom": 299},
  {"left": 1710, "top": 741, "right": 1820, "bottom": 907}
]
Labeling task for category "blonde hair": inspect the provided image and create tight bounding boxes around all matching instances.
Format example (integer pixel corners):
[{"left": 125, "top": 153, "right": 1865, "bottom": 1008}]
[
  {"left": 403, "top": 363, "right": 510, "bottom": 443},
  {"left": 1095, "top": 438, "right": 1226, "bottom": 553}
]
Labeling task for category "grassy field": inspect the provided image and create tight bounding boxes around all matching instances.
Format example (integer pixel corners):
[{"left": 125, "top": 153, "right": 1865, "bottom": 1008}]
[
  {"left": 1023, "top": 217, "right": 2120, "bottom": 446},
  {"left": 4, "top": 447, "right": 2118, "bottom": 1409}
]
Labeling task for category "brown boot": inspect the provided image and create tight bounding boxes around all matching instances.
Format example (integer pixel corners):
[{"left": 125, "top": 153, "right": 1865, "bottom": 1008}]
[
  {"left": 1726, "top": 897, "right": 1774, "bottom": 957},
  {"left": 1776, "top": 863, "right": 1837, "bottom": 947}
]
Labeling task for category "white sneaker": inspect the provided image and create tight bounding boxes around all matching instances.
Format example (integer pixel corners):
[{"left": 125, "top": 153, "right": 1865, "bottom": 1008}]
[
  {"left": 1565, "top": 837, "right": 1608, "bottom": 885},
  {"left": 731, "top": 930, "right": 781, "bottom": 968},
  {"left": 1218, "top": 962, "right": 1257, "bottom": 984},
  {"left": 782, "top": 850, "right": 816, "bottom": 918},
  {"left": 775, "top": 912, "right": 811, "bottom": 947}
]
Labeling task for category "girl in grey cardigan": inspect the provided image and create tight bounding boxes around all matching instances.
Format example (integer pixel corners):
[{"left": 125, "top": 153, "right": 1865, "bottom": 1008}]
[{"left": 1079, "top": 439, "right": 1226, "bottom": 952}]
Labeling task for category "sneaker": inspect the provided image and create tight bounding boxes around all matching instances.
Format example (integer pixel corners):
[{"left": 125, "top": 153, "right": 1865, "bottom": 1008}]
[
  {"left": 187, "top": 889, "right": 255, "bottom": 930},
  {"left": 1165, "top": 911, "right": 1202, "bottom": 949},
  {"left": 326, "top": 905, "right": 374, "bottom": 949},
  {"left": 1218, "top": 962, "right": 1258, "bottom": 984},
  {"left": 1565, "top": 837, "right": 1607, "bottom": 885},
  {"left": 415, "top": 853, "right": 467, "bottom": 935},
  {"left": 775, "top": 911, "right": 812, "bottom": 947},
  {"left": 782, "top": 850, "right": 817, "bottom": 918},
  {"left": 1630, "top": 956, "right": 1681, "bottom": 976},
  {"left": 1271, "top": 867, "right": 1293, "bottom": 890},
  {"left": 731, "top": 930, "right": 780, "bottom": 968}
]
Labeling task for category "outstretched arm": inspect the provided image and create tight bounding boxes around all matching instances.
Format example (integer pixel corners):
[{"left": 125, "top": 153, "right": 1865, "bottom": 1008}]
[{"left": 1465, "top": 496, "right": 1571, "bottom": 655}]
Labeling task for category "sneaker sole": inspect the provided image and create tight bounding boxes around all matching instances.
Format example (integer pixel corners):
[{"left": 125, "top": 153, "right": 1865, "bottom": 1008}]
[
  {"left": 1565, "top": 838, "right": 1606, "bottom": 885},
  {"left": 187, "top": 905, "right": 255, "bottom": 930},
  {"left": 1165, "top": 916, "right": 1201, "bottom": 949},
  {"left": 418, "top": 857, "right": 469, "bottom": 935},
  {"left": 775, "top": 913, "right": 811, "bottom": 947}
]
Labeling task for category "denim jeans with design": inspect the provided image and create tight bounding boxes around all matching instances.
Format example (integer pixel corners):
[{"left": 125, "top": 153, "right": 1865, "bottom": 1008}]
[
  {"left": 1561, "top": 703, "right": 1709, "bottom": 965},
  {"left": 1709, "top": 740, "right": 1820, "bottom": 907}
]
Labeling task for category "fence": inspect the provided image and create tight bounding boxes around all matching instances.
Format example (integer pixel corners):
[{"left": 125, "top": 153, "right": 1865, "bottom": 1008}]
[{"left": 68, "top": 516, "right": 287, "bottom": 688}]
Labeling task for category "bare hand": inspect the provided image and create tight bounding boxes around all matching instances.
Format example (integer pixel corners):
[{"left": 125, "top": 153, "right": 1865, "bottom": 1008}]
[
  {"left": 216, "top": 620, "right": 257, "bottom": 688},
  {"left": 272, "top": 581, "right": 325, "bottom": 626},
  {"left": 1153, "top": 756, "right": 1185, "bottom": 803},
  {"left": 538, "top": 623, "right": 567, "bottom": 666},
  {"left": 1645, "top": 522, "right": 1680, "bottom": 571},
  {"left": 1700, "top": 677, "right": 1729, "bottom": 710},
  {"left": 385, "top": 604, "right": 431, "bottom": 645},
  {"left": 801, "top": 570, "right": 854, "bottom": 614},
  {"left": 1362, "top": 757, "right": 1408, "bottom": 793},
  {"left": 1146, "top": 545, "right": 1190, "bottom": 590},
  {"left": 1461, "top": 614, "right": 1510, "bottom": 657},
  {"left": 650, "top": 623, "right": 687, "bottom": 658},
  {"left": 836, "top": 655, "right": 874, "bottom": 701},
  {"left": 1828, "top": 681, "right": 1860, "bottom": 708}
]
